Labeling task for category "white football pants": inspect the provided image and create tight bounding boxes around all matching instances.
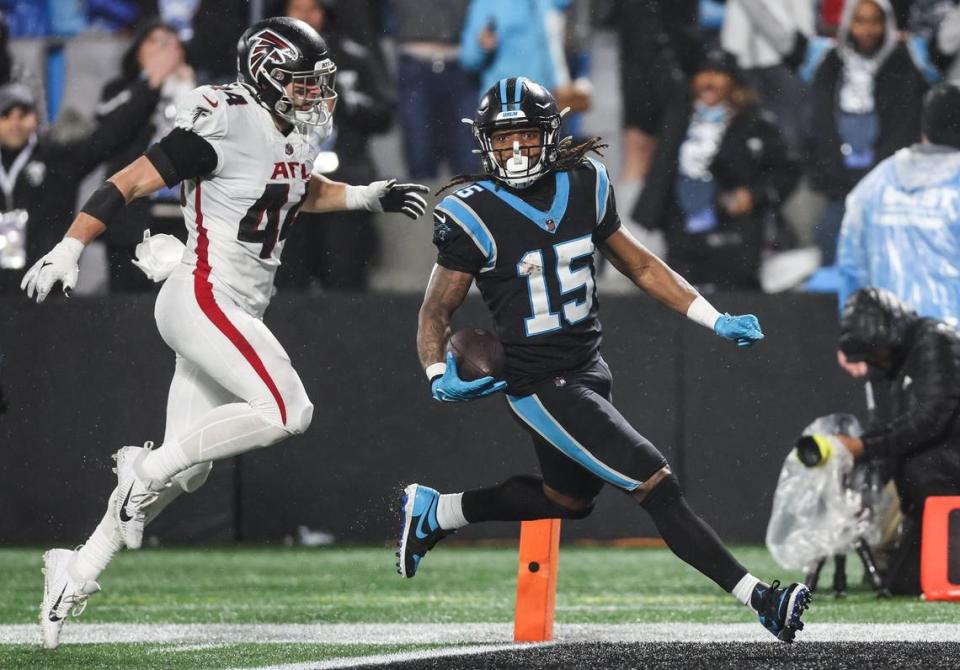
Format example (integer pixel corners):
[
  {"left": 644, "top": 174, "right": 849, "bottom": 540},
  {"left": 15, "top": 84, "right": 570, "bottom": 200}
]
[{"left": 72, "top": 266, "right": 313, "bottom": 581}]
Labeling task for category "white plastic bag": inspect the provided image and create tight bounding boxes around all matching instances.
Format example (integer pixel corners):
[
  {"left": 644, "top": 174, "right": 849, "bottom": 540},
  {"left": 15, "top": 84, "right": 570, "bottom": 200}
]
[
  {"left": 765, "top": 413, "right": 887, "bottom": 572},
  {"left": 132, "top": 230, "right": 185, "bottom": 282}
]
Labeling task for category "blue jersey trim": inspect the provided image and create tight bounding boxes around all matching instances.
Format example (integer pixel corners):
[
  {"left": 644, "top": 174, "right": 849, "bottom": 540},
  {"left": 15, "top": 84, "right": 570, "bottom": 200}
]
[
  {"left": 586, "top": 157, "right": 609, "bottom": 224},
  {"left": 507, "top": 394, "right": 642, "bottom": 491},
  {"left": 437, "top": 196, "right": 498, "bottom": 272},
  {"left": 798, "top": 37, "right": 834, "bottom": 84},
  {"left": 479, "top": 171, "right": 570, "bottom": 234},
  {"left": 907, "top": 35, "right": 942, "bottom": 85}
]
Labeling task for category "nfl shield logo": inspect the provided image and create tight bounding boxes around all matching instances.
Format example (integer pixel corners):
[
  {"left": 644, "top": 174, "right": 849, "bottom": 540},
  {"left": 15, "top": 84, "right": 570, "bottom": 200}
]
[{"left": 546, "top": 219, "right": 555, "bottom": 231}]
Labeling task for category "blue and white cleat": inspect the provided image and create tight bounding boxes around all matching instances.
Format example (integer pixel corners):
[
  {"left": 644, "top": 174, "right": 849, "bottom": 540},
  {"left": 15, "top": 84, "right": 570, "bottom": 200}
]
[
  {"left": 754, "top": 580, "right": 812, "bottom": 643},
  {"left": 396, "top": 483, "right": 451, "bottom": 578}
]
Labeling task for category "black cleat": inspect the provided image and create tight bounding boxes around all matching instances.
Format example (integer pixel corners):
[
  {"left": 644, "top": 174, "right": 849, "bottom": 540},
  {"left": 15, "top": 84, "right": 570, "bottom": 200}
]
[{"left": 753, "top": 580, "right": 812, "bottom": 643}]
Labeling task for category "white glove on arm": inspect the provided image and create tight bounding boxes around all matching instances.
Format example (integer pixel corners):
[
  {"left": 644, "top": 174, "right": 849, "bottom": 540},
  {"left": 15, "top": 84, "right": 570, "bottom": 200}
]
[
  {"left": 344, "top": 179, "right": 429, "bottom": 220},
  {"left": 20, "top": 237, "right": 85, "bottom": 303},
  {"left": 132, "top": 230, "right": 186, "bottom": 283}
]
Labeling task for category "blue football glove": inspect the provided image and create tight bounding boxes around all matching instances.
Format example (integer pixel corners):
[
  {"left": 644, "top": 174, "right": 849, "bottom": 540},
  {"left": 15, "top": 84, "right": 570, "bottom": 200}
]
[
  {"left": 431, "top": 352, "right": 507, "bottom": 402},
  {"left": 714, "top": 313, "right": 764, "bottom": 347}
]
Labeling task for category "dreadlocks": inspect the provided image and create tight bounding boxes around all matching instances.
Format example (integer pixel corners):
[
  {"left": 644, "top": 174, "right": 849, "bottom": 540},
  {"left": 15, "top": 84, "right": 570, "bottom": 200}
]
[{"left": 435, "top": 136, "right": 609, "bottom": 197}]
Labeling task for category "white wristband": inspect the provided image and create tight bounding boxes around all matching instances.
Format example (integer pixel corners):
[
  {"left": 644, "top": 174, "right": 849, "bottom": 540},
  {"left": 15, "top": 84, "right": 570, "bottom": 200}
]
[
  {"left": 686, "top": 295, "right": 722, "bottom": 330},
  {"left": 425, "top": 362, "right": 447, "bottom": 381},
  {"left": 344, "top": 182, "right": 384, "bottom": 212}
]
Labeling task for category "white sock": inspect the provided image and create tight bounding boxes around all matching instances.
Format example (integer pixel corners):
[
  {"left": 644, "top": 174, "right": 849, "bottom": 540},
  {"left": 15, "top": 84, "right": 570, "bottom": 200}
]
[
  {"left": 139, "top": 439, "right": 192, "bottom": 484},
  {"left": 732, "top": 573, "right": 762, "bottom": 611},
  {"left": 436, "top": 493, "right": 469, "bottom": 530},
  {"left": 70, "top": 504, "right": 124, "bottom": 583},
  {"left": 141, "top": 404, "right": 288, "bottom": 484}
]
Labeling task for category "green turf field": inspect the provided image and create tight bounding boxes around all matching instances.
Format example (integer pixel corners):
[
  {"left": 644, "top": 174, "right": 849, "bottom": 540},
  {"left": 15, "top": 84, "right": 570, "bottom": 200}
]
[{"left": 1, "top": 545, "right": 956, "bottom": 669}]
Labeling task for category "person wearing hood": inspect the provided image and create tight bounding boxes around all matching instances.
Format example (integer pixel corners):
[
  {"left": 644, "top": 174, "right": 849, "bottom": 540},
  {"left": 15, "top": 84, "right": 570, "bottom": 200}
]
[
  {"left": 734, "top": 0, "right": 941, "bottom": 268},
  {"left": 837, "top": 82, "right": 960, "bottom": 336},
  {"left": 800, "top": 288, "right": 960, "bottom": 595},
  {"left": 96, "top": 19, "right": 195, "bottom": 291},
  {"left": 631, "top": 50, "right": 798, "bottom": 290}
]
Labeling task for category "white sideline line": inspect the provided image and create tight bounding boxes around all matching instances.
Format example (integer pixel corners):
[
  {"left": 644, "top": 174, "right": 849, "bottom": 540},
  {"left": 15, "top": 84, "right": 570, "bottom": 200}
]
[
  {"left": 235, "top": 642, "right": 554, "bottom": 670},
  {"left": 2, "top": 623, "right": 960, "bottom": 646}
]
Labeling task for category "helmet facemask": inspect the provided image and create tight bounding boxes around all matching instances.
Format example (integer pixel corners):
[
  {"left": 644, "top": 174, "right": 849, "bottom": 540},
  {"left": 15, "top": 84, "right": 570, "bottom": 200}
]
[
  {"left": 266, "top": 60, "right": 338, "bottom": 129},
  {"left": 475, "top": 117, "right": 562, "bottom": 189}
]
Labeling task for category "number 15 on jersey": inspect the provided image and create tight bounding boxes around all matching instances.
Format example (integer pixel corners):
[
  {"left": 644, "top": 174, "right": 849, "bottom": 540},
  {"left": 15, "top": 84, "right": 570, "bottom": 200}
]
[{"left": 517, "top": 234, "right": 595, "bottom": 337}]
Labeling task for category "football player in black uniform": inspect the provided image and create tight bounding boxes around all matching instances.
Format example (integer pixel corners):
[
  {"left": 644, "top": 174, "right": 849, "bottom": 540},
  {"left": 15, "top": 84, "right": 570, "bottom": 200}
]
[{"left": 397, "top": 78, "right": 811, "bottom": 642}]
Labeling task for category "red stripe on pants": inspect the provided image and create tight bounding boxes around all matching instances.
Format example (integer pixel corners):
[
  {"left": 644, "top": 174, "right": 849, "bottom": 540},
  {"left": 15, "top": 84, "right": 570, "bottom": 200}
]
[{"left": 191, "top": 182, "right": 288, "bottom": 425}]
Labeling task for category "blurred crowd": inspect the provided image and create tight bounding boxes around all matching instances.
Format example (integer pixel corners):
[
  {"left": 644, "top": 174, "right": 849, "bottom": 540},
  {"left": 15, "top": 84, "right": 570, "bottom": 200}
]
[{"left": 0, "top": 0, "right": 958, "bottom": 324}]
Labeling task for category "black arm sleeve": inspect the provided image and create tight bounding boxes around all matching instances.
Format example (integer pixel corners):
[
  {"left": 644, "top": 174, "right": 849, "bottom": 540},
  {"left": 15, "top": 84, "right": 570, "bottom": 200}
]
[
  {"left": 433, "top": 211, "right": 486, "bottom": 274},
  {"left": 145, "top": 128, "right": 219, "bottom": 187}
]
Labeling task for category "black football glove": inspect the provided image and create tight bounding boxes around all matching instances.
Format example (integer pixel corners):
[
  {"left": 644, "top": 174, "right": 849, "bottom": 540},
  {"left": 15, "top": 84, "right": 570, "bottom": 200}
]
[{"left": 378, "top": 179, "right": 429, "bottom": 220}]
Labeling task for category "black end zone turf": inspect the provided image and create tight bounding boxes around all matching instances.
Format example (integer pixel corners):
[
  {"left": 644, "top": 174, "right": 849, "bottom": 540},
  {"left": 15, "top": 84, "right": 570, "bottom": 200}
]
[{"left": 360, "top": 642, "right": 960, "bottom": 670}]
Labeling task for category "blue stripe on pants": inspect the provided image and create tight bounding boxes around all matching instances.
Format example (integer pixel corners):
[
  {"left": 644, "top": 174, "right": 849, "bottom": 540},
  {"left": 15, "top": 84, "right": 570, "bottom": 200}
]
[{"left": 507, "top": 394, "right": 642, "bottom": 491}]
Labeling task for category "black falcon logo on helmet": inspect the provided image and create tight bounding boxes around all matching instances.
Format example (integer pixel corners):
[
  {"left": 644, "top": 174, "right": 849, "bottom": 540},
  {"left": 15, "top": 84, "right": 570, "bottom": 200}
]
[{"left": 247, "top": 29, "right": 300, "bottom": 80}]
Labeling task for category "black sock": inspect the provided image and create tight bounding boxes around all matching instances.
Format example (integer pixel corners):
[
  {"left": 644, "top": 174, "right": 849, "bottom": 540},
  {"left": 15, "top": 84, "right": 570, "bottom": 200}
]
[
  {"left": 640, "top": 474, "right": 748, "bottom": 593},
  {"left": 461, "top": 475, "right": 594, "bottom": 523}
]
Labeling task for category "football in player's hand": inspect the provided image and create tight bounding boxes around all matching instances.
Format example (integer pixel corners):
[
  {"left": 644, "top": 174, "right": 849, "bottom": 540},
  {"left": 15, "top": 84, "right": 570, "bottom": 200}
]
[{"left": 446, "top": 328, "right": 505, "bottom": 381}]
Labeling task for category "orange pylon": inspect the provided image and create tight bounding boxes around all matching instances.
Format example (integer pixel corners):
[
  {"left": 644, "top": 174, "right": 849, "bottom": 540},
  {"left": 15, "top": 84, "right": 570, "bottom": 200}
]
[{"left": 513, "top": 518, "right": 562, "bottom": 642}]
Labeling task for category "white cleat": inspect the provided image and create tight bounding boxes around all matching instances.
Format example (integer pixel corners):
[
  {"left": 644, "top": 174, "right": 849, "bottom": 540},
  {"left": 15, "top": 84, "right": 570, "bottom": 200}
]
[
  {"left": 40, "top": 548, "right": 100, "bottom": 649},
  {"left": 112, "top": 443, "right": 165, "bottom": 550}
]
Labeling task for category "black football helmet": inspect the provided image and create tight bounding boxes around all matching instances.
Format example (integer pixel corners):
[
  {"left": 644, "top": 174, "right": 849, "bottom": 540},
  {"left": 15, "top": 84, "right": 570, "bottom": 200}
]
[
  {"left": 237, "top": 17, "right": 337, "bottom": 128},
  {"left": 471, "top": 77, "right": 564, "bottom": 189}
]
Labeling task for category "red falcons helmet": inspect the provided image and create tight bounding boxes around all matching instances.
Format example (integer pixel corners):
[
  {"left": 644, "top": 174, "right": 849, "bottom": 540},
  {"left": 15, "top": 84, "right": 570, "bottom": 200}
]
[{"left": 237, "top": 17, "right": 337, "bottom": 127}]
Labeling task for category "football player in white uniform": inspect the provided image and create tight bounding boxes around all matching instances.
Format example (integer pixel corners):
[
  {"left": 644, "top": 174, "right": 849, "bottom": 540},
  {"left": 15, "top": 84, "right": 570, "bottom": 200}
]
[{"left": 22, "top": 17, "right": 429, "bottom": 649}]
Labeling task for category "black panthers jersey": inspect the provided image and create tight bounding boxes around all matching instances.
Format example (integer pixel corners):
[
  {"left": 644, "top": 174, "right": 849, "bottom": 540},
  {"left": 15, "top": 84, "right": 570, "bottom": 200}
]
[{"left": 433, "top": 158, "right": 620, "bottom": 395}]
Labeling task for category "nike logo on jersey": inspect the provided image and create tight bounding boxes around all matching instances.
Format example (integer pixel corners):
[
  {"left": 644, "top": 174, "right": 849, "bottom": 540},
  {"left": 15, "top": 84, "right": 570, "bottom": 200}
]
[
  {"left": 414, "top": 495, "right": 439, "bottom": 540},
  {"left": 118, "top": 486, "right": 134, "bottom": 523},
  {"left": 40, "top": 261, "right": 52, "bottom": 270},
  {"left": 201, "top": 94, "right": 219, "bottom": 108}
]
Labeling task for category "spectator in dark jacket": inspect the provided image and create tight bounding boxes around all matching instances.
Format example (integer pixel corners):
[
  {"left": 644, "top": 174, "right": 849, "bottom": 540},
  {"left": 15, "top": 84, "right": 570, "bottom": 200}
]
[
  {"left": 275, "top": 0, "right": 394, "bottom": 290},
  {"left": 0, "top": 82, "right": 159, "bottom": 294},
  {"left": 735, "top": 0, "right": 941, "bottom": 267},
  {"left": 825, "top": 288, "right": 960, "bottom": 595},
  {"left": 632, "top": 50, "right": 798, "bottom": 290},
  {"left": 97, "top": 19, "right": 195, "bottom": 291}
]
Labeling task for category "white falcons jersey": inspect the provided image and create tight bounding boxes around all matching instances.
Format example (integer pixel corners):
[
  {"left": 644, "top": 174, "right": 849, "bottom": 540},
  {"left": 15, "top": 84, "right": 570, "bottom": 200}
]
[{"left": 175, "top": 83, "right": 326, "bottom": 316}]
